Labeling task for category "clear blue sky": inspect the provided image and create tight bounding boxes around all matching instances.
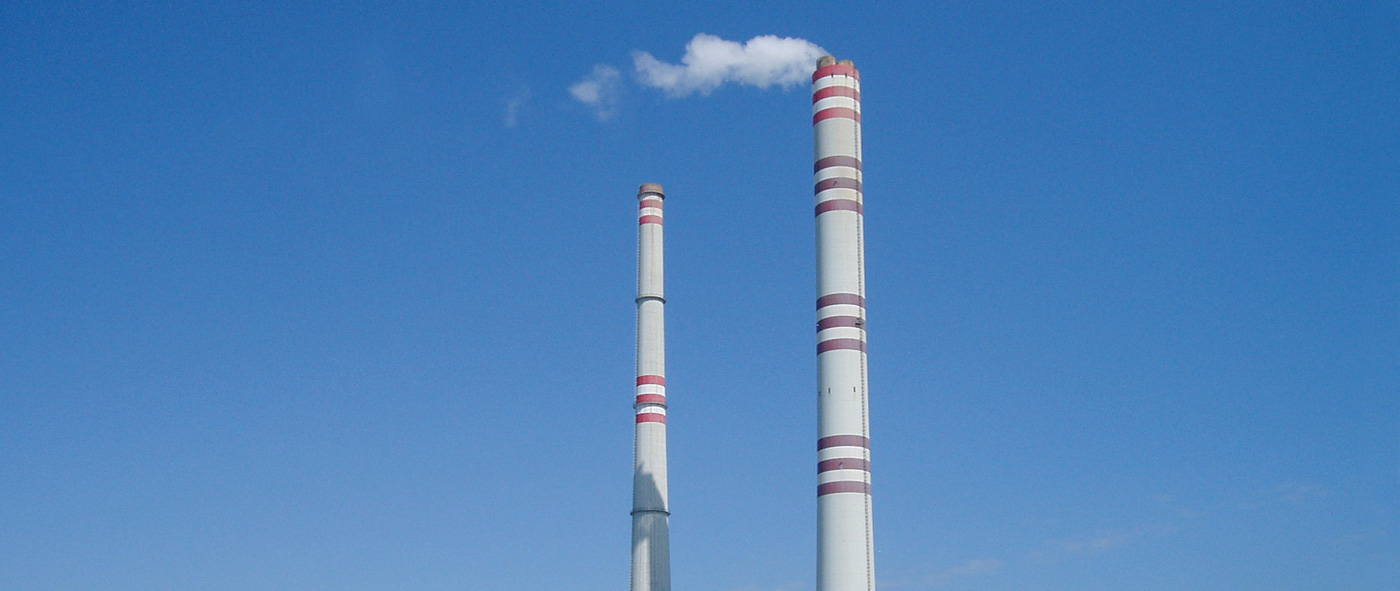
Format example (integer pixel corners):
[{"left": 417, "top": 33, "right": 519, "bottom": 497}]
[{"left": 2, "top": 2, "right": 1396, "bottom": 590}]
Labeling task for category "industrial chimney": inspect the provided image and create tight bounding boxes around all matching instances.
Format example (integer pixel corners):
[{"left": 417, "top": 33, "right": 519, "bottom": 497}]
[
  {"left": 811, "top": 57, "right": 876, "bottom": 591},
  {"left": 631, "top": 183, "right": 670, "bottom": 591}
]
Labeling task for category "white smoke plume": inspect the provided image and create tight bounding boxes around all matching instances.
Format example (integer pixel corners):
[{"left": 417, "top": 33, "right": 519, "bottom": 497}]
[
  {"left": 569, "top": 64, "right": 622, "bottom": 121},
  {"left": 633, "top": 33, "right": 827, "bottom": 97},
  {"left": 503, "top": 86, "right": 531, "bottom": 127}
]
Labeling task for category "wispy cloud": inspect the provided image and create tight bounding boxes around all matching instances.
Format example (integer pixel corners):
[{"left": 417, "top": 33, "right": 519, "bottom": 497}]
[
  {"left": 1277, "top": 483, "right": 1328, "bottom": 504},
  {"left": 503, "top": 86, "right": 531, "bottom": 127},
  {"left": 923, "top": 558, "right": 1003, "bottom": 587},
  {"left": 883, "top": 558, "right": 1002, "bottom": 589},
  {"left": 633, "top": 33, "right": 827, "bottom": 97},
  {"left": 1153, "top": 492, "right": 1207, "bottom": 518},
  {"left": 727, "top": 582, "right": 805, "bottom": 591},
  {"left": 568, "top": 64, "right": 622, "bottom": 121},
  {"left": 1028, "top": 523, "right": 1179, "bottom": 562},
  {"left": 1041, "top": 530, "right": 1133, "bottom": 556},
  {"left": 1235, "top": 482, "right": 1333, "bottom": 511}
]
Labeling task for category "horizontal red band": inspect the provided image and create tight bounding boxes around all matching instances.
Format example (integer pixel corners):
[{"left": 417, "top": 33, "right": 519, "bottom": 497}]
[
  {"left": 815, "top": 199, "right": 863, "bottom": 216},
  {"left": 818, "top": 458, "right": 871, "bottom": 473},
  {"left": 636, "top": 375, "right": 666, "bottom": 386},
  {"left": 818, "top": 338, "right": 866, "bottom": 353},
  {"left": 814, "top": 107, "right": 861, "bottom": 124},
  {"left": 817, "top": 315, "right": 864, "bottom": 331},
  {"left": 635, "top": 394, "right": 666, "bottom": 405},
  {"left": 639, "top": 198, "right": 663, "bottom": 210},
  {"left": 636, "top": 413, "right": 666, "bottom": 424},
  {"left": 817, "top": 481, "right": 871, "bottom": 496},
  {"left": 816, "top": 293, "right": 865, "bottom": 309},
  {"left": 813, "top": 63, "right": 860, "bottom": 82},
  {"left": 639, "top": 215, "right": 663, "bottom": 225},
  {"left": 815, "top": 156, "right": 862, "bottom": 172},
  {"left": 815, "top": 177, "right": 861, "bottom": 194},
  {"left": 819, "top": 435, "right": 871, "bottom": 450},
  {"left": 812, "top": 85, "right": 860, "bottom": 103}
]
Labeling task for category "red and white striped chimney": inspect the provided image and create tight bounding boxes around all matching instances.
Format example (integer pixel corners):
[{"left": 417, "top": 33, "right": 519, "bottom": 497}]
[
  {"left": 631, "top": 183, "right": 670, "bottom": 591},
  {"left": 812, "top": 57, "right": 876, "bottom": 591}
]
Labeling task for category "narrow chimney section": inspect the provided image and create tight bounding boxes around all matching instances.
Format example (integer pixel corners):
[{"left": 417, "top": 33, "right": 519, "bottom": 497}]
[
  {"left": 632, "top": 183, "right": 671, "bottom": 591},
  {"left": 812, "top": 57, "right": 876, "bottom": 591}
]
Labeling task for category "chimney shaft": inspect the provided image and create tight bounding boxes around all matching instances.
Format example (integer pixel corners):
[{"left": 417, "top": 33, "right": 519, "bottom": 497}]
[
  {"left": 811, "top": 57, "right": 876, "bottom": 591},
  {"left": 631, "top": 183, "right": 671, "bottom": 591}
]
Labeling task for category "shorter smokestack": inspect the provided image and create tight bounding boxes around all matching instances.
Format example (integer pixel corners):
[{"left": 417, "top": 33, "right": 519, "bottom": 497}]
[{"left": 632, "top": 182, "right": 670, "bottom": 591}]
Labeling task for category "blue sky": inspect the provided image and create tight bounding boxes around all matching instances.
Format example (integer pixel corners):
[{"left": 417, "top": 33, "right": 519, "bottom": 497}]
[{"left": 2, "top": 1, "right": 1396, "bottom": 590}]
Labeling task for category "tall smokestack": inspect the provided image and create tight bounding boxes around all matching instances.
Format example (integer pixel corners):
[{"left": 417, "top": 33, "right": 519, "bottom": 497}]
[
  {"left": 632, "top": 182, "right": 670, "bottom": 591},
  {"left": 811, "top": 57, "right": 876, "bottom": 591}
]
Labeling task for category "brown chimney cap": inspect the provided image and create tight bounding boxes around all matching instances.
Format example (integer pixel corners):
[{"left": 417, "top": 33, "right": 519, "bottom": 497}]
[{"left": 638, "top": 183, "right": 665, "bottom": 198}]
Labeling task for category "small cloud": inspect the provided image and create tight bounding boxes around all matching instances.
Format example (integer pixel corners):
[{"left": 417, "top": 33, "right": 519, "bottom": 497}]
[
  {"left": 633, "top": 33, "right": 828, "bottom": 97},
  {"left": 569, "top": 64, "right": 622, "bottom": 121},
  {"left": 925, "top": 558, "right": 1002, "bottom": 586},
  {"left": 1028, "top": 532, "right": 1128, "bottom": 560},
  {"left": 1278, "top": 483, "right": 1328, "bottom": 504},
  {"left": 1153, "top": 492, "right": 1205, "bottom": 517},
  {"left": 503, "top": 86, "right": 531, "bottom": 127},
  {"left": 1028, "top": 524, "right": 1178, "bottom": 562},
  {"left": 727, "top": 583, "right": 805, "bottom": 591},
  {"left": 883, "top": 558, "right": 1002, "bottom": 589},
  {"left": 1331, "top": 532, "right": 1373, "bottom": 545}
]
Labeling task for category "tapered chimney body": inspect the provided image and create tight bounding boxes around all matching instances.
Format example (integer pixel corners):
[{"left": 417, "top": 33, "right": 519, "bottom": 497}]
[
  {"left": 631, "top": 183, "right": 670, "bottom": 591},
  {"left": 812, "top": 57, "right": 876, "bottom": 591}
]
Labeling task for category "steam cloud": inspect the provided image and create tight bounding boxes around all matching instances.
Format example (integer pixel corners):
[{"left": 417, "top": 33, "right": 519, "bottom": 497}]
[
  {"left": 569, "top": 64, "right": 622, "bottom": 121},
  {"left": 633, "top": 34, "right": 827, "bottom": 97}
]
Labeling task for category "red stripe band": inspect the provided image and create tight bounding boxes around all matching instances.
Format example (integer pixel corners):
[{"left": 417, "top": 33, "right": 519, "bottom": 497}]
[
  {"left": 817, "top": 481, "right": 871, "bottom": 496},
  {"left": 815, "top": 177, "right": 861, "bottom": 194},
  {"left": 812, "top": 85, "right": 860, "bottom": 103},
  {"left": 815, "top": 156, "right": 862, "bottom": 172},
  {"left": 817, "top": 316, "right": 864, "bottom": 331},
  {"left": 635, "top": 394, "right": 666, "bottom": 405},
  {"left": 636, "top": 375, "right": 666, "bottom": 386},
  {"left": 817, "top": 293, "right": 866, "bottom": 309},
  {"left": 815, "top": 199, "right": 863, "bottom": 216},
  {"left": 819, "top": 435, "right": 871, "bottom": 449},
  {"left": 813, "top": 63, "right": 860, "bottom": 82},
  {"left": 814, "top": 107, "right": 861, "bottom": 124},
  {"left": 639, "top": 215, "right": 663, "bottom": 225},
  {"left": 818, "top": 458, "right": 871, "bottom": 473},
  {"left": 818, "top": 338, "right": 866, "bottom": 353},
  {"left": 636, "top": 413, "right": 666, "bottom": 424},
  {"left": 639, "top": 198, "right": 663, "bottom": 210}
]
